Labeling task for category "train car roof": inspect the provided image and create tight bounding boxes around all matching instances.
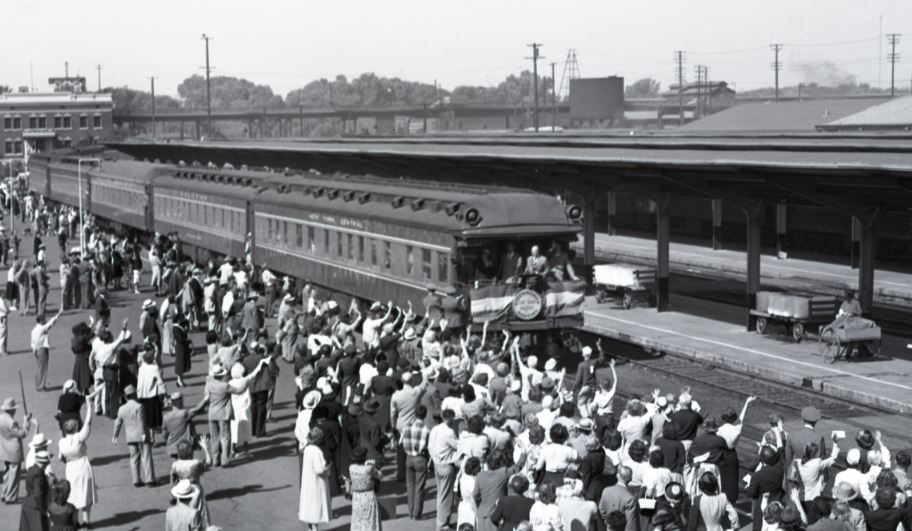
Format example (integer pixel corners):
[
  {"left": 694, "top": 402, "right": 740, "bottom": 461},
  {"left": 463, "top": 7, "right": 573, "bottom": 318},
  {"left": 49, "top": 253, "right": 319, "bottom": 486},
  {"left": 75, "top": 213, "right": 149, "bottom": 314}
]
[
  {"left": 89, "top": 159, "right": 165, "bottom": 183},
  {"left": 258, "top": 172, "right": 581, "bottom": 239},
  {"left": 153, "top": 172, "right": 266, "bottom": 200}
]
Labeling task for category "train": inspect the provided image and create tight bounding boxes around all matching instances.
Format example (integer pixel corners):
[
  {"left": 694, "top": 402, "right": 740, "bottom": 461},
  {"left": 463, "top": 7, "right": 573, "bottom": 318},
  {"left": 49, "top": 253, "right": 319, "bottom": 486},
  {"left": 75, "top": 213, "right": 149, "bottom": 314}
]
[{"left": 28, "top": 148, "right": 586, "bottom": 331}]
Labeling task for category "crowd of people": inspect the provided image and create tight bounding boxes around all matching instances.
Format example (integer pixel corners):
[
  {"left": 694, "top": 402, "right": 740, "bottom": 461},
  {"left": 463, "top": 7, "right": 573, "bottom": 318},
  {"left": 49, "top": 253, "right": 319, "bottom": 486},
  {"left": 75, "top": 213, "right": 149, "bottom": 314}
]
[{"left": 0, "top": 188, "right": 910, "bottom": 531}]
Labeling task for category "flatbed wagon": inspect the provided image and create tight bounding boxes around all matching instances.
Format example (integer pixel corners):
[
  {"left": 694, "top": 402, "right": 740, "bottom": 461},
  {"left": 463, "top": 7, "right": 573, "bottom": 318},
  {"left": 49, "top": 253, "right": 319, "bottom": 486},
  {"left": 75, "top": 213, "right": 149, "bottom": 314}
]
[
  {"left": 593, "top": 263, "right": 656, "bottom": 309},
  {"left": 750, "top": 291, "right": 839, "bottom": 342}
]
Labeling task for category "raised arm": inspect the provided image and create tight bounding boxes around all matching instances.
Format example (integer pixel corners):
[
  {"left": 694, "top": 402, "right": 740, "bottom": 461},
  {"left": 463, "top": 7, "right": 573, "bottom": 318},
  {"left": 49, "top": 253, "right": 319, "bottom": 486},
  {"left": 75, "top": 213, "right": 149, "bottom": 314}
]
[{"left": 739, "top": 396, "right": 757, "bottom": 422}]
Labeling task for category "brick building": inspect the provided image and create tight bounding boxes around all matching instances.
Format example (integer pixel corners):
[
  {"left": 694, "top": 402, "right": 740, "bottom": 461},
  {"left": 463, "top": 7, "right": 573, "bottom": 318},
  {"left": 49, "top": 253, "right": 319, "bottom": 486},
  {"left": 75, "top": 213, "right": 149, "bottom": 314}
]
[{"left": 0, "top": 91, "right": 113, "bottom": 157}]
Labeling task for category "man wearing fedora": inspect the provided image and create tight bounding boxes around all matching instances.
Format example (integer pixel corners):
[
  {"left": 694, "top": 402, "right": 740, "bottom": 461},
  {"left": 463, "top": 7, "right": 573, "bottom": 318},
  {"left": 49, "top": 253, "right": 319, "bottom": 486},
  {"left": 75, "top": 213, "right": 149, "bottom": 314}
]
[
  {"left": 786, "top": 406, "right": 825, "bottom": 465},
  {"left": 162, "top": 392, "right": 209, "bottom": 462},
  {"left": 113, "top": 384, "right": 156, "bottom": 487},
  {"left": 18, "top": 448, "right": 51, "bottom": 531},
  {"left": 0, "top": 397, "right": 34, "bottom": 503},
  {"left": 205, "top": 358, "right": 268, "bottom": 467},
  {"left": 166, "top": 479, "right": 202, "bottom": 531}
]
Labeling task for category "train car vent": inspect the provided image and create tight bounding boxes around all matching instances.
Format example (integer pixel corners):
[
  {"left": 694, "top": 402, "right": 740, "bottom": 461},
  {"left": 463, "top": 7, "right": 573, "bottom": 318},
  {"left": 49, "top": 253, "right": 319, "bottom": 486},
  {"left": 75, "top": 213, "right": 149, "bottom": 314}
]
[
  {"left": 444, "top": 202, "right": 461, "bottom": 216},
  {"left": 327, "top": 189, "right": 340, "bottom": 200},
  {"left": 358, "top": 193, "right": 371, "bottom": 204},
  {"left": 410, "top": 198, "right": 426, "bottom": 211},
  {"left": 342, "top": 191, "right": 355, "bottom": 202},
  {"left": 311, "top": 187, "right": 324, "bottom": 198},
  {"left": 390, "top": 196, "right": 405, "bottom": 209}
]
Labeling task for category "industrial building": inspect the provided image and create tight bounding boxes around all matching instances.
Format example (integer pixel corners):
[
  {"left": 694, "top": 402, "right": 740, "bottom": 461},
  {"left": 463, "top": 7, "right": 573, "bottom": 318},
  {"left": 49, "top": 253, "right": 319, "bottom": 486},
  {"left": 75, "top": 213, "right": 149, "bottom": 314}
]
[{"left": 0, "top": 91, "right": 113, "bottom": 156}]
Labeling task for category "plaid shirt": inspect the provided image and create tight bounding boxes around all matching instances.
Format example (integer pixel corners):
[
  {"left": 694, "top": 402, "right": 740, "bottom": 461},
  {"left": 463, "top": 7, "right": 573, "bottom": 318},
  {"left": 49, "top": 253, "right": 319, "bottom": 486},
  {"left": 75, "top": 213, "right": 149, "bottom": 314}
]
[{"left": 400, "top": 420, "right": 430, "bottom": 457}]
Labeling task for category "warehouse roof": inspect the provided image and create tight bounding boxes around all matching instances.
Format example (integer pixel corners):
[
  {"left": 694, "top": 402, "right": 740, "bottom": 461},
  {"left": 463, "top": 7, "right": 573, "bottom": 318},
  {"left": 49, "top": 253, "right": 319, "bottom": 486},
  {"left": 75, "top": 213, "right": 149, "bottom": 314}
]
[
  {"left": 818, "top": 96, "right": 912, "bottom": 131},
  {"left": 680, "top": 98, "right": 882, "bottom": 132}
]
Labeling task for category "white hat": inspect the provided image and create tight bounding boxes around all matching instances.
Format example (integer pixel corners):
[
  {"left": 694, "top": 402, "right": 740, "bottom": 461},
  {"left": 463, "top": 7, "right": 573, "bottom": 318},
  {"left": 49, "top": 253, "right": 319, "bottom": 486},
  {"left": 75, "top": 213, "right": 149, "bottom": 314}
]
[
  {"left": 209, "top": 364, "right": 227, "bottom": 378},
  {"left": 171, "top": 479, "right": 199, "bottom": 499},
  {"left": 509, "top": 380, "right": 522, "bottom": 392},
  {"left": 582, "top": 346, "right": 593, "bottom": 357},
  {"left": 303, "top": 390, "right": 322, "bottom": 409},
  {"left": 142, "top": 299, "right": 155, "bottom": 310},
  {"left": 846, "top": 448, "right": 861, "bottom": 466},
  {"left": 527, "top": 355, "right": 538, "bottom": 369},
  {"left": 370, "top": 302, "right": 382, "bottom": 311},
  {"left": 544, "top": 358, "right": 557, "bottom": 371},
  {"left": 326, "top": 300, "right": 339, "bottom": 310},
  {"left": 28, "top": 433, "right": 52, "bottom": 449},
  {"left": 403, "top": 328, "right": 416, "bottom": 340},
  {"left": 542, "top": 395, "right": 554, "bottom": 410},
  {"left": 230, "top": 364, "right": 245, "bottom": 379}
]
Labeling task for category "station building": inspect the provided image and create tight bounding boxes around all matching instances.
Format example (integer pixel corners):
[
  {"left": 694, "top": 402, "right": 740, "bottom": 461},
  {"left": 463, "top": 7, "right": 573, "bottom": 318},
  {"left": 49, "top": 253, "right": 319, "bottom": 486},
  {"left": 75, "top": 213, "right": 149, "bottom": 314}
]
[{"left": 0, "top": 91, "right": 113, "bottom": 157}]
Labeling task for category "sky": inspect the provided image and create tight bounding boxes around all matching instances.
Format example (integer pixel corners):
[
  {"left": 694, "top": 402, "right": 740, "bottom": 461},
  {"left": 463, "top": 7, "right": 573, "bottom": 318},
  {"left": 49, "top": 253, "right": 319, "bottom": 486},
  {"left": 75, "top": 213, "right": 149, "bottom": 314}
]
[{"left": 6, "top": 0, "right": 912, "bottom": 99}]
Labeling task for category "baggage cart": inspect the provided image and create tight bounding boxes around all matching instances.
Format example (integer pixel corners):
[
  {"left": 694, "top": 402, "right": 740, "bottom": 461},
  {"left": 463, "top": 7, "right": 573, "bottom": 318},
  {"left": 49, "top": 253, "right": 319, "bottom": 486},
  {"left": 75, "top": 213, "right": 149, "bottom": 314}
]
[
  {"left": 593, "top": 263, "right": 656, "bottom": 309},
  {"left": 750, "top": 291, "right": 839, "bottom": 342},
  {"left": 818, "top": 319, "right": 882, "bottom": 363}
]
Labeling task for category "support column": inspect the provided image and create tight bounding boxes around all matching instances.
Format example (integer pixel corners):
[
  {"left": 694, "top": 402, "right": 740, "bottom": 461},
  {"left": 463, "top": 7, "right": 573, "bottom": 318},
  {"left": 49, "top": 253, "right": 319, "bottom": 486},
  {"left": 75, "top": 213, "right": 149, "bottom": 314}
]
[
  {"left": 776, "top": 203, "right": 788, "bottom": 257},
  {"left": 606, "top": 191, "right": 617, "bottom": 236},
  {"left": 194, "top": 121, "right": 200, "bottom": 140},
  {"left": 850, "top": 217, "right": 862, "bottom": 269},
  {"left": 583, "top": 191, "right": 597, "bottom": 267},
  {"left": 745, "top": 204, "right": 764, "bottom": 331},
  {"left": 856, "top": 214, "right": 877, "bottom": 318},
  {"left": 179, "top": 121, "right": 185, "bottom": 140},
  {"left": 655, "top": 195, "right": 672, "bottom": 312},
  {"left": 711, "top": 198, "right": 723, "bottom": 250}
]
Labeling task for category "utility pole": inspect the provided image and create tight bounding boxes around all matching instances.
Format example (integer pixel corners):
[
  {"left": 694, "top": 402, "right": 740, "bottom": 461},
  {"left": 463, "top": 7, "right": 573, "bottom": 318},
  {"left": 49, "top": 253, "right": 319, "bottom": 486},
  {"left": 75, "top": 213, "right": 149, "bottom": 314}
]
[
  {"left": 527, "top": 43, "right": 543, "bottom": 132},
  {"left": 202, "top": 34, "right": 213, "bottom": 138},
  {"left": 771, "top": 44, "right": 783, "bottom": 102},
  {"left": 96, "top": 65, "right": 103, "bottom": 92},
  {"left": 65, "top": 61, "right": 69, "bottom": 79},
  {"left": 674, "top": 51, "right": 685, "bottom": 125},
  {"left": 887, "top": 33, "right": 901, "bottom": 97},
  {"left": 693, "top": 65, "right": 704, "bottom": 118},
  {"left": 149, "top": 76, "right": 156, "bottom": 138},
  {"left": 550, "top": 62, "right": 557, "bottom": 130}
]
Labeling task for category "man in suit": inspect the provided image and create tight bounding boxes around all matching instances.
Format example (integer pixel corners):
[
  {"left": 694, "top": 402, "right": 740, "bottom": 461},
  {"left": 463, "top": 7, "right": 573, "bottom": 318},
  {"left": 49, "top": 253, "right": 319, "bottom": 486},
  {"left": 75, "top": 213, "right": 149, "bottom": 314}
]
[
  {"left": 391, "top": 371, "right": 427, "bottom": 482},
  {"left": 573, "top": 344, "right": 605, "bottom": 397},
  {"left": 0, "top": 397, "right": 33, "bottom": 503},
  {"left": 785, "top": 406, "right": 825, "bottom": 464},
  {"left": 669, "top": 393, "right": 703, "bottom": 453},
  {"left": 18, "top": 449, "right": 50, "bottom": 530},
  {"left": 599, "top": 465, "right": 639, "bottom": 531},
  {"left": 112, "top": 385, "right": 155, "bottom": 487},
  {"left": 358, "top": 399, "right": 385, "bottom": 463},
  {"left": 746, "top": 446, "right": 785, "bottom": 531}
]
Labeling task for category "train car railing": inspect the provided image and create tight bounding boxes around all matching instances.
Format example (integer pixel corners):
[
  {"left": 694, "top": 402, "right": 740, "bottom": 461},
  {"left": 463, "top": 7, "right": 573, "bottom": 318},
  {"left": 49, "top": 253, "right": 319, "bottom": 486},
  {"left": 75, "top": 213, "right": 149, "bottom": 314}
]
[{"left": 469, "top": 274, "right": 586, "bottom": 329}]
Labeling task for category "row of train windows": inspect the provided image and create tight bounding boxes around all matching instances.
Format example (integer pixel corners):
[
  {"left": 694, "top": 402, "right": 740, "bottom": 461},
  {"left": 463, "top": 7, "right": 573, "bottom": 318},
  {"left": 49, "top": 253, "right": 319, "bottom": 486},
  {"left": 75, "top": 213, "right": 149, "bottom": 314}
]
[
  {"left": 156, "top": 196, "right": 245, "bottom": 234},
  {"left": 93, "top": 185, "right": 145, "bottom": 209},
  {"left": 255, "top": 216, "right": 449, "bottom": 283}
]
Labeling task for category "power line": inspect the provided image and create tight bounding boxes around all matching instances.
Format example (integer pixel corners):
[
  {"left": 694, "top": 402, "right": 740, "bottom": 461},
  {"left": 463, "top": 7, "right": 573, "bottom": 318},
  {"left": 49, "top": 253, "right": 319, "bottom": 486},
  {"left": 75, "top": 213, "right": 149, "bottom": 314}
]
[
  {"left": 887, "top": 33, "right": 901, "bottom": 97},
  {"left": 770, "top": 44, "right": 783, "bottom": 102},
  {"left": 526, "top": 43, "right": 543, "bottom": 132}
]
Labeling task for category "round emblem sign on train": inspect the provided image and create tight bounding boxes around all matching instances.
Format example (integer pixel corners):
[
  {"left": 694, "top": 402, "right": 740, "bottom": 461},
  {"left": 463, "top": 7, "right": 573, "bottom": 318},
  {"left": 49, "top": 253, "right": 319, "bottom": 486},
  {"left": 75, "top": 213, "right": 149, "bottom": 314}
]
[{"left": 512, "top": 289, "right": 543, "bottom": 320}]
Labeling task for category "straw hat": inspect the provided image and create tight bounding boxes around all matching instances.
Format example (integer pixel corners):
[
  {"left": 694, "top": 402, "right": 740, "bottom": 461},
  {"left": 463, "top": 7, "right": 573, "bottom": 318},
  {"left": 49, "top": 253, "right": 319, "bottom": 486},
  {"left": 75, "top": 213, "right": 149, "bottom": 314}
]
[
  {"left": 28, "top": 433, "right": 52, "bottom": 449},
  {"left": 171, "top": 479, "right": 199, "bottom": 500},
  {"left": 302, "top": 390, "right": 322, "bottom": 410},
  {"left": 0, "top": 397, "right": 18, "bottom": 411},
  {"left": 142, "top": 299, "right": 155, "bottom": 310},
  {"left": 209, "top": 364, "right": 227, "bottom": 378}
]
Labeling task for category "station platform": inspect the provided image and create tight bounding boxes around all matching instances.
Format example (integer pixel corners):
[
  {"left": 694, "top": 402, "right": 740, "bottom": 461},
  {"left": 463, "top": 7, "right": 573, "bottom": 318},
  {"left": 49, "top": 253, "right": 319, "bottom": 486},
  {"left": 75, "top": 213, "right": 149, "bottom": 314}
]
[
  {"left": 583, "top": 297, "right": 912, "bottom": 414},
  {"left": 576, "top": 233, "right": 912, "bottom": 308}
]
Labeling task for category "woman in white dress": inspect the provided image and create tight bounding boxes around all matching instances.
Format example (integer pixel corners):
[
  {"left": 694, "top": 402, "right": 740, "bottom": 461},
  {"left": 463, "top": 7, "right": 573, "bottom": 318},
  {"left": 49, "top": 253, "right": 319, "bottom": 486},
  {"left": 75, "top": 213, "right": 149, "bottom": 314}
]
[
  {"left": 229, "top": 362, "right": 253, "bottom": 455},
  {"left": 160, "top": 296, "right": 175, "bottom": 358},
  {"left": 457, "top": 457, "right": 482, "bottom": 529},
  {"left": 58, "top": 386, "right": 101, "bottom": 528},
  {"left": 299, "top": 427, "right": 331, "bottom": 531}
]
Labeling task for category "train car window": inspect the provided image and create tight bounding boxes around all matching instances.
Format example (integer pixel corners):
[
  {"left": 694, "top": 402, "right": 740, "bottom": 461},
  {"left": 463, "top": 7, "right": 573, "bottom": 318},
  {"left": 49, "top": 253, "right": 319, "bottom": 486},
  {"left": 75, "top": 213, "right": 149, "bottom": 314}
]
[
  {"left": 348, "top": 234, "right": 356, "bottom": 263},
  {"left": 307, "top": 226, "right": 315, "bottom": 253},
  {"left": 370, "top": 239, "right": 378, "bottom": 268},
  {"left": 438, "top": 253, "right": 449, "bottom": 283},
  {"left": 323, "top": 229, "right": 330, "bottom": 254},
  {"left": 406, "top": 245, "right": 415, "bottom": 276},
  {"left": 295, "top": 224, "right": 304, "bottom": 249},
  {"left": 421, "top": 249, "right": 432, "bottom": 280},
  {"left": 357, "top": 236, "right": 364, "bottom": 264},
  {"left": 336, "top": 232, "right": 344, "bottom": 259},
  {"left": 382, "top": 241, "right": 391, "bottom": 270}
]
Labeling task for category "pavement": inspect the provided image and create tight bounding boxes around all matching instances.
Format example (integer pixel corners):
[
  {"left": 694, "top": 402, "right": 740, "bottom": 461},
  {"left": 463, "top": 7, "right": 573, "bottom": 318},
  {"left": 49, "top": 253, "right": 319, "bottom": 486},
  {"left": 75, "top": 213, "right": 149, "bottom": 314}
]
[
  {"left": 583, "top": 296, "right": 912, "bottom": 414},
  {"left": 0, "top": 241, "right": 436, "bottom": 531},
  {"left": 574, "top": 233, "right": 912, "bottom": 308}
]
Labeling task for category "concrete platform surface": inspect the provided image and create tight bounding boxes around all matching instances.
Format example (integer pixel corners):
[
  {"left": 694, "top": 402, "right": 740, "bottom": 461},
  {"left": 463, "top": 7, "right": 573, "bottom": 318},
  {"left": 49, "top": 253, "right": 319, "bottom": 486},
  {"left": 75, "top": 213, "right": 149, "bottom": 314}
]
[
  {"left": 575, "top": 233, "right": 912, "bottom": 308},
  {"left": 584, "top": 298, "right": 912, "bottom": 413}
]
